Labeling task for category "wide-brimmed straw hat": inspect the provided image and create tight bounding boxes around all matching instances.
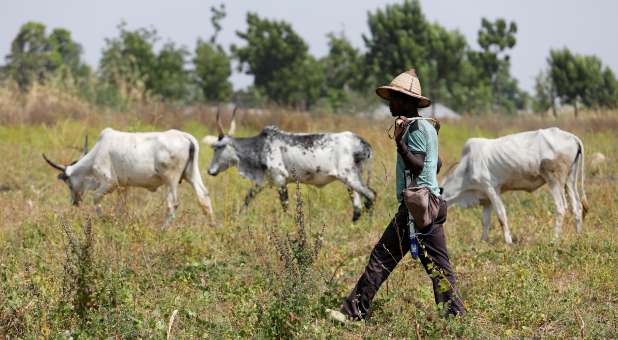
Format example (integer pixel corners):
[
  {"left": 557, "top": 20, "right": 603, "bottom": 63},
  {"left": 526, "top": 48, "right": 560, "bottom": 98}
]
[{"left": 376, "top": 69, "right": 432, "bottom": 108}]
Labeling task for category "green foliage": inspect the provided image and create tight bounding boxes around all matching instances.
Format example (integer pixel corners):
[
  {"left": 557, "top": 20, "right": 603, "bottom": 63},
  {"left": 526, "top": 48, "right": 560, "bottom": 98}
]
[
  {"left": 259, "top": 180, "right": 324, "bottom": 338},
  {"left": 532, "top": 70, "right": 556, "bottom": 115},
  {"left": 193, "top": 40, "right": 232, "bottom": 102},
  {"left": 99, "top": 23, "right": 191, "bottom": 101},
  {"left": 548, "top": 48, "right": 618, "bottom": 116},
  {"left": 151, "top": 43, "right": 190, "bottom": 100},
  {"left": 3, "top": 22, "right": 90, "bottom": 90},
  {"left": 320, "top": 32, "right": 366, "bottom": 112},
  {"left": 209, "top": 3, "right": 226, "bottom": 44},
  {"left": 362, "top": 0, "right": 526, "bottom": 114},
  {"left": 473, "top": 18, "right": 526, "bottom": 114},
  {"left": 232, "top": 13, "right": 323, "bottom": 109},
  {"left": 98, "top": 23, "right": 157, "bottom": 96},
  {"left": 363, "top": 0, "right": 432, "bottom": 86},
  {"left": 477, "top": 18, "right": 517, "bottom": 75}
]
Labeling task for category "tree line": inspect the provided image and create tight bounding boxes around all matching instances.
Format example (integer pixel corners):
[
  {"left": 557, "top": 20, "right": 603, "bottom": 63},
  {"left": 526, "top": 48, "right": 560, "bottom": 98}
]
[{"left": 1, "top": 0, "right": 617, "bottom": 115}]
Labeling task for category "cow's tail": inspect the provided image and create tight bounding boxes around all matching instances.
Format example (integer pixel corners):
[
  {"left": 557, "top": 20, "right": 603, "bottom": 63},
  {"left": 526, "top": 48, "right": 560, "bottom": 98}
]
[
  {"left": 574, "top": 135, "right": 589, "bottom": 218},
  {"left": 365, "top": 145, "right": 373, "bottom": 189},
  {"left": 183, "top": 134, "right": 216, "bottom": 224},
  {"left": 181, "top": 135, "right": 200, "bottom": 184},
  {"left": 355, "top": 137, "right": 374, "bottom": 195}
]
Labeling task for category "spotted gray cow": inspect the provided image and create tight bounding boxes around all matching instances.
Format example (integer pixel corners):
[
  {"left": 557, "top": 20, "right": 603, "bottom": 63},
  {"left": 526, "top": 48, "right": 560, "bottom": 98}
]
[{"left": 204, "top": 111, "right": 375, "bottom": 221}]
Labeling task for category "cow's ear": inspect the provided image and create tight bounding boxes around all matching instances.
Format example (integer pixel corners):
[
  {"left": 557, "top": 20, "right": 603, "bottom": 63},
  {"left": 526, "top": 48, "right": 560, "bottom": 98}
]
[
  {"left": 58, "top": 172, "right": 69, "bottom": 181},
  {"left": 201, "top": 135, "right": 219, "bottom": 146}
]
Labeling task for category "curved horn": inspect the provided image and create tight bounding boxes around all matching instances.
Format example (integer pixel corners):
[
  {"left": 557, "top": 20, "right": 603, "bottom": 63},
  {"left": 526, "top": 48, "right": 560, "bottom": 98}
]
[
  {"left": 42, "top": 153, "right": 65, "bottom": 172},
  {"left": 215, "top": 106, "right": 225, "bottom": 138},
  {"left": 81, "top": 135, "right": 89, "bottom": 157},
  {"left": 445, "top": 161, "right": 460, "bottom": 177},
  {"left": 228, "top": 106, "right": 238, "bottom": 136}
]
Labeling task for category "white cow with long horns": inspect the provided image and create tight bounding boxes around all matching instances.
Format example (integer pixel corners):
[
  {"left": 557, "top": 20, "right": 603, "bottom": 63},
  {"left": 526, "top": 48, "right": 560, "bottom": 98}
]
[{"left": 43, "top": 128, "right": 216, "bottom": 226}]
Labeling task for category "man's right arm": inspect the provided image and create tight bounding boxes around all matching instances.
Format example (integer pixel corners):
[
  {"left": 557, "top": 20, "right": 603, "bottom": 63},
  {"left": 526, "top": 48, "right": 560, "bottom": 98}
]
[{"left": 396, "top": 139, "right": 425, "bottom": 177}]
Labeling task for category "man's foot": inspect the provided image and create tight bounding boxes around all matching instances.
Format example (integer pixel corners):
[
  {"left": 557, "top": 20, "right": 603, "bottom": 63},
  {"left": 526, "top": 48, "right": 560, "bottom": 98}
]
[{"left": 326, "top": 309, "right": 362, "bottom": 326}]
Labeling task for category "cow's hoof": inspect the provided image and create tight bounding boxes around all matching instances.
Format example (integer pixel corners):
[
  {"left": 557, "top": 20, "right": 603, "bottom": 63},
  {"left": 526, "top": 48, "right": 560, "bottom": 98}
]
[{"left": 352, "top": 210, "right": 361, "bottom": 222}]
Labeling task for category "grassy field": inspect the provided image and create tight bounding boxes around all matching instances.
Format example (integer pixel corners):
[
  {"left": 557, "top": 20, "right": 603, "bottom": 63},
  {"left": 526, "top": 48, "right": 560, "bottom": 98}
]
[{"left": 0, "top": 105, "right": 617, "bottom": 338}]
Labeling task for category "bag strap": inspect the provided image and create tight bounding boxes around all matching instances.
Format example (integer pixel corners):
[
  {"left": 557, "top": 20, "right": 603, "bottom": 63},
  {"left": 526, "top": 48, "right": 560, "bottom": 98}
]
[{"left": 402, "top": 117, "right": 441, "bottom": 137}]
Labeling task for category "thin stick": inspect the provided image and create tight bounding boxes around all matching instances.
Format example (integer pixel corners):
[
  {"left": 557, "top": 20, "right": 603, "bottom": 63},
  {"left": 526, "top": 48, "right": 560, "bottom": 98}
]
[
  {"left": 167, "top": 309, "right": 179, "bottom": 340},
  {"left": 575, "top": 308, "right": 585, "bottom": 339}
]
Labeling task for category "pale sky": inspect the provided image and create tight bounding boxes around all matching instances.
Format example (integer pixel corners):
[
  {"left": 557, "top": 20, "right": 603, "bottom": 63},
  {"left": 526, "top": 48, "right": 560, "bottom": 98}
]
[{"left": 1, "top": 0, "right": 617, "bottom": 93}]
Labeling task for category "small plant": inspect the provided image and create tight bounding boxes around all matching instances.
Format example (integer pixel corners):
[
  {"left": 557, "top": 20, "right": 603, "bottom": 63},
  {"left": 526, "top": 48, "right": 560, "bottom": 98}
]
[
  {"left": 258, "top": 179, "right": 324, "bottom": 338},
  {"left": 60, "top": 218, "right": 97, "bottom": 326}
]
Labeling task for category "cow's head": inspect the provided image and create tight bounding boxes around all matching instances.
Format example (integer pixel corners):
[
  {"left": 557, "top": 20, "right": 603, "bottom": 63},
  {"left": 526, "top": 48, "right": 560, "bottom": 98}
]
[
  {"left": 207, "top": 107, "right": 239, "bottom": 176},
  {"left": 42, "top": 136, "right": 93, "bottom": 206},
  {"left": 202, "top": 106, "right": 237, "bottom": 146},
  {"left": 440, "top": 160, "right": 465, "bottom": 204}
]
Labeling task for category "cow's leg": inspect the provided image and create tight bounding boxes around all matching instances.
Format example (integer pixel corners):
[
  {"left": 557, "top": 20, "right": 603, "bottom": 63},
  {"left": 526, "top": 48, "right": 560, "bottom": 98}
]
[
  {"left": 277, "top": 185, "right": 289, "bottom": 211},
  {"left": 114, "top": 187, "right": 129, "bottom": 217},
  {"left": 184, "top": 173, "right": 216, "bottom": 226},
  {"left": 239, "top": 183, "right": 264, "bottom": 214},
  {"left": 339, "top": 173, "right": 376, "bottom": 209},
  {"left": 92, "top": 179, "right": 115, "bottom": 215},
  {"left": 347, "top": 188, "right": 363, "bottom": 222},
  {"left": 547, "top": 178, "right": 567, "bottom": 239},
  {"left": 485, "top": 187, "right": 513, "bottom": 244},
  {"left": 163, "top": 184, "right": 179, "bottom": 228},
  {"left": 481, "top": 200, "right": 492, "bottom": 242},
  {"left": 566, "top": 169, "right": 583, "bottom": 233}
]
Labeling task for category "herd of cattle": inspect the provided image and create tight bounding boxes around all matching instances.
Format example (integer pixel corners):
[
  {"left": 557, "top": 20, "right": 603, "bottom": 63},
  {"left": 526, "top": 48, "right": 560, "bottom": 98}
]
[{"left": 42, "top": 111, "right": 595, "bottom": 243}]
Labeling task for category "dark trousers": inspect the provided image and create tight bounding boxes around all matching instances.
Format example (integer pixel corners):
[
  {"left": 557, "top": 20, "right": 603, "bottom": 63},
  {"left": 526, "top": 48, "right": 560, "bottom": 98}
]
[{"left": 341, "top": 201, "right": 465, "bottom": 319}]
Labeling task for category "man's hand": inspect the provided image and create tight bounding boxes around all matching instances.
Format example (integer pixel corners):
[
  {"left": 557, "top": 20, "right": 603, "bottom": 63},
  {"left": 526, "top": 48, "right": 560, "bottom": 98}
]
[{"left": 393, "top": 116, "right": 409, "bottom": 143}]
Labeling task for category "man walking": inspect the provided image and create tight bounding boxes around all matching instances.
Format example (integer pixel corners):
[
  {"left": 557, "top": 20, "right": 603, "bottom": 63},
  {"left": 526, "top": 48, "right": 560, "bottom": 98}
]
[{"left": 328, "top": 69, "right": 465, "bottom": 322}]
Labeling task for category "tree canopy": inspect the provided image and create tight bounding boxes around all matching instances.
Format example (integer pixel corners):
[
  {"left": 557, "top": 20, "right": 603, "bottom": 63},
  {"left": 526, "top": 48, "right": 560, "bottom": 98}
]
[
  {"left": 3, "top": 21, "right": 89, "bottom": 89},
  {"left": 2, "top": 3, "right": 617, "bottom": 115},
  {"left": 232, "top": 13, "right": 322, "bottom": 109}
]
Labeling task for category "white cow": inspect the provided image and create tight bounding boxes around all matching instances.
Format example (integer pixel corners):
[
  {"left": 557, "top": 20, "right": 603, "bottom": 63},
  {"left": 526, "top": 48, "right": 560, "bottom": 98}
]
[
  {"left": 43, "top": 128, "right": 215, "bottom": 226},
  {"left": 441, "top": 127, "right": 588, "bottom": 244}
]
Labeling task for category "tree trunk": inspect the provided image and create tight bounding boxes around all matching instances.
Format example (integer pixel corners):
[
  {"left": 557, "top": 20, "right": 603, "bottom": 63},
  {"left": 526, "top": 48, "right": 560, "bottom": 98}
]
[{"left": 574, "top": 101, "right": 579, "bottom": 118}]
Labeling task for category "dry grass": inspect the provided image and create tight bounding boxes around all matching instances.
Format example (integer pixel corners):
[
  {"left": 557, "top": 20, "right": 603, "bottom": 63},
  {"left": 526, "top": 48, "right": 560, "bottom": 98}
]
[{"left": 0, "top": 87, "right": 617, "bottom": 337}]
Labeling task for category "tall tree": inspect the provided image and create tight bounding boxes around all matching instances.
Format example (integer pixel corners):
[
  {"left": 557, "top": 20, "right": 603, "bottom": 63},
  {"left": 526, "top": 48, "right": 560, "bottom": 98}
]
[
  {"left": 192, "top": 3, "right": 233, "bottom": 102},
  {"left": 425, "top": 23, "right": 469, "bottom": 113},
  {"left": 595, "top": 68, "right": 618, "bottom": 109},
  {"left": 475, "top": 18, "right": 521, "bottom": 113},
  {"left": 363, "top": 0, "right": 431, "bottom": 86},
  {"left": 4, "top": 22, "right": 88, "bottom": 89},
  {"left": 100, "top": 23, "right": 192, "bottom": 100},
  {"left": 321, "top": 32, "right": 364, "bottom": 111},
  {"left": 363, "top": 0, "right": 476, "bottom": 113},
  {"left": 193, "top": 40, "right": 232, "bottom": 102},
  {"left": 150, "top": 43, "right": 190, "bottom": 100},
  {"left": 209, "top": 3, "right": 226, "bottom": 44},
  {"left": 533, "top": 70, "right": 557, "bottom": 116},
  {"left": 232, "top": 13, "right": 321, "bottom": 109},
  {"left": 547, "top": 48, "right": 618, "bottom": 116},
  {"left": 99, "top": 23, "right": 158, "bottom": 94}
]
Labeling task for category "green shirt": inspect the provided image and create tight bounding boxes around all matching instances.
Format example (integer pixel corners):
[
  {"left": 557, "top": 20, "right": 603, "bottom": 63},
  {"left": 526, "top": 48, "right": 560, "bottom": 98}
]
[{"left": 395, "top": 119, "right": 441, "bottom": 201}]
